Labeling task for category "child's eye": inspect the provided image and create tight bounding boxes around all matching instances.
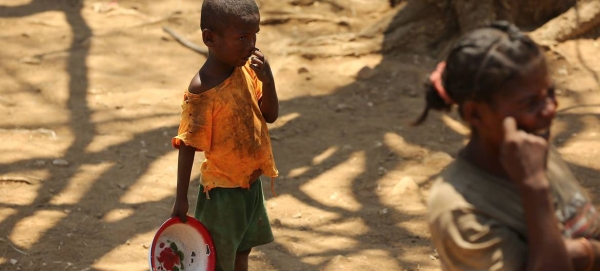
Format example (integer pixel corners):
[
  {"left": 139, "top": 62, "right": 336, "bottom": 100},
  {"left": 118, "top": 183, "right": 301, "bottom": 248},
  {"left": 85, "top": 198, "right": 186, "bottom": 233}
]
[{"left": 239, "top": 36, "right": 246, "bottom": 40}]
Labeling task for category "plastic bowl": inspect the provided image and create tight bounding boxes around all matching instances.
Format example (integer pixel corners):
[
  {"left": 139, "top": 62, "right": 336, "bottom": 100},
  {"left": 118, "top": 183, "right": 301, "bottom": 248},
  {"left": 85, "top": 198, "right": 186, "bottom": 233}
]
[{"left": 149, "top": 216, "right": 216, "bottom": 271}]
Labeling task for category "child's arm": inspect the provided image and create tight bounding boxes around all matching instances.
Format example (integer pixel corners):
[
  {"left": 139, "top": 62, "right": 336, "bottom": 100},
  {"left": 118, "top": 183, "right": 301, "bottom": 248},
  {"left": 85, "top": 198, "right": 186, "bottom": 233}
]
[
  {"left": 171, "top": 143, "right": 196, "bottom": 223},
  {"left": 250, "top": 49, "right": 279, "bottom": 123}
]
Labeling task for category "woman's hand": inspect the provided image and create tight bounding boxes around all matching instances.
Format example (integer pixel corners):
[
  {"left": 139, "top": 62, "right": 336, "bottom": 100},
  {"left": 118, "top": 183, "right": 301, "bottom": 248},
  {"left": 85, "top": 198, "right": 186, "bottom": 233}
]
[{"left": 500, "top": 117, "right": 549, "bottom": 190}]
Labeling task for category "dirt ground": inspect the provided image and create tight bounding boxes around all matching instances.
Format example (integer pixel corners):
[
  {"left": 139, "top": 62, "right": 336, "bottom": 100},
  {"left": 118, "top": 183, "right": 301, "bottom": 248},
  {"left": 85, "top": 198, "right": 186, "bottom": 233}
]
[{"left": 0, "top": 0, "right": 599, "bottom": 270}]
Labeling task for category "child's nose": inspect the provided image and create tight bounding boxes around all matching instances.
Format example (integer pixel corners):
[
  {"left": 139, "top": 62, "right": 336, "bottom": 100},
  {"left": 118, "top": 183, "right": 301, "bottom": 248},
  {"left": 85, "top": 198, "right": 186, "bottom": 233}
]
[{"left": 246, "top": 36, "right": 256, "bottom": 51}]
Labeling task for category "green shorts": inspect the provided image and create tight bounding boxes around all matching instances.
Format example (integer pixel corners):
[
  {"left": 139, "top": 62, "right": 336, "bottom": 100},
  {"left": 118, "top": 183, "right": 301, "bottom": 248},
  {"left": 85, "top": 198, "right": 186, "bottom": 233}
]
[{"left": 194, "top": 179, "right": 274, "bottom": 271}]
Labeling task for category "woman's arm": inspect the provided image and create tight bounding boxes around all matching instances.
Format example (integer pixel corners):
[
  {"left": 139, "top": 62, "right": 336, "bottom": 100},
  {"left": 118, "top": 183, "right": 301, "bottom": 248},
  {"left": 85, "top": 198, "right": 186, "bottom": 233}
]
[
  {"left": 566, "top": 238, "right": 600, "bottom": 271},
  {"left": 501, "top": 117, "right": 573, "bottom": 271}
]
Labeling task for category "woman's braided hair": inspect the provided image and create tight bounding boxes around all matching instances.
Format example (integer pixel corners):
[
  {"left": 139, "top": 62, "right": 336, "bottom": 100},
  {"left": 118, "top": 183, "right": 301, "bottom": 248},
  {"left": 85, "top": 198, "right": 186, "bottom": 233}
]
[{"left": 414, "top": 21, "right": 545, "bottom": 125}]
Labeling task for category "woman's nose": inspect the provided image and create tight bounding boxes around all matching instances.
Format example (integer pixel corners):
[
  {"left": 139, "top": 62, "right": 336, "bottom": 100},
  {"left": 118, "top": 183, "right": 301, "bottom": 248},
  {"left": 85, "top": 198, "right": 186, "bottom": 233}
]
[{"left": 541, "top": 96, "right": 557, "bottom": 119}]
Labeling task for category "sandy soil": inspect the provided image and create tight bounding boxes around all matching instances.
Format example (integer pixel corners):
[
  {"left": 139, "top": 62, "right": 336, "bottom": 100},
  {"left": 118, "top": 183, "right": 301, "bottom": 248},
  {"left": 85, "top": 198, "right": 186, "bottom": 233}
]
[{"left": 0, "top": 0, "right": 599, "bottom": 270}]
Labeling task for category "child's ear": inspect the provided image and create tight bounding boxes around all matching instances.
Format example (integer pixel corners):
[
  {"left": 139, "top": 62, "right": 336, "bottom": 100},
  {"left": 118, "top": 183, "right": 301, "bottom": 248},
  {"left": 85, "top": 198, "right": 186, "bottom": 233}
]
[
  {"left": 202, "top": 29, "right": 215, "bottom": 47},
  {"left": 461, "top": 101, "right": 483, "bottom": 128}
]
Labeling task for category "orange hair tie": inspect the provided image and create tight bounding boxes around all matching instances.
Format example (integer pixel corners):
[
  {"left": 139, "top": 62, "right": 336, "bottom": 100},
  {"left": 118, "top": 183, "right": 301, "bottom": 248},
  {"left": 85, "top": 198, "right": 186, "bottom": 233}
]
[{"left": 429, "top": 62, "right": 455, "bottom": 105}]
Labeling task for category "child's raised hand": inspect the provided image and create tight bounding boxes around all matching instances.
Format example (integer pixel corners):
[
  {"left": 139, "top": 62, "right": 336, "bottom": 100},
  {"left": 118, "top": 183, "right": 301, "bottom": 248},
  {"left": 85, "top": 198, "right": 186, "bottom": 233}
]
[
  {"left": 500, "top": 117, "right": 549, "bottom": 189},
  {"left": 250, "top": 48, "right": 273, "bottom": 84}
]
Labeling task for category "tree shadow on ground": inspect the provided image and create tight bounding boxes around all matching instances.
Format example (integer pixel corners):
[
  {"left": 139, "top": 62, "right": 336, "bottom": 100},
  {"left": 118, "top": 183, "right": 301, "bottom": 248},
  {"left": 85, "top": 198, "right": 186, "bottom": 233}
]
[
  {"left": 256, "top": 2, "right": 600, "bottom": 269},
  {"left": 0, "top": 1, "right": 599, "bottom": 271},
  {"left": 0, "top": 1, "right": 184, "bottom": 270}
]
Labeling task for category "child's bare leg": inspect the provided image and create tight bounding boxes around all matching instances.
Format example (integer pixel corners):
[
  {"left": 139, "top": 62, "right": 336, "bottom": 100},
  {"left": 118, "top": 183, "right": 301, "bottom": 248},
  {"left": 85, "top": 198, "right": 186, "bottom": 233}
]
[{"left": 234, "top": 249, "right": 251, "bottom": 271}]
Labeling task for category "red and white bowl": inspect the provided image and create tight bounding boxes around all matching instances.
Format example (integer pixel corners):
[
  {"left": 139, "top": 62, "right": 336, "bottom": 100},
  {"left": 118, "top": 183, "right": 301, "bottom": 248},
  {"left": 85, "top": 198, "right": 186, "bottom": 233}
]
[{"left": 149, "top": 216, "right": 216, "bottom": 271}]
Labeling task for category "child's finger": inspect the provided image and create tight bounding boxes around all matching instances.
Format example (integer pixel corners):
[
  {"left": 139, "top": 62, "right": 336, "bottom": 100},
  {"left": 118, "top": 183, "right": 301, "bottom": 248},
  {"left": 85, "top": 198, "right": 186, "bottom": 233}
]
[
  {"left": 251, "top": 56, "right": 264, "bottom": 67},
  {"left": 250, "top": 62, "right": 261, "bottom": 71},
  {"left": 503, "top": 117, "right": 518, "bottom": 138},
  {"left": 253, "top": 49, "right": 265, "bottom": 60}
]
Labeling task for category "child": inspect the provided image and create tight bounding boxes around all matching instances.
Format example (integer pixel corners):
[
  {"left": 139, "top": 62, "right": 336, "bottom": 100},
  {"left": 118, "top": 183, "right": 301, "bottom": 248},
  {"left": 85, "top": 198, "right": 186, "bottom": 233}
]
[
  {"left": 170, "top": 1, "right": 279, "bottom": 271},
  {"left": 417, "top": 21, "right": 600, "bottom": 271}
]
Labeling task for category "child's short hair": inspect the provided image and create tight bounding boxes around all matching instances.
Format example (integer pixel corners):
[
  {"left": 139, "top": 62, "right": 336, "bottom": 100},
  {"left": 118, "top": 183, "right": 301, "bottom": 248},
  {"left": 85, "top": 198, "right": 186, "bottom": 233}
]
[
  {"left": 200, "top": 0, "right": 260, "bottom": 33},
  {"left": 414, "top": 21, "right": 545, "bottom": 125}
]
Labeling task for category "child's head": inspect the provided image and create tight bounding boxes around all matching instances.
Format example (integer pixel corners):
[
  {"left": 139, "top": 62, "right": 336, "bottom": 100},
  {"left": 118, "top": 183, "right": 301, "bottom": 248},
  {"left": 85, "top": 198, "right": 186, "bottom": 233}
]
[
  {"left": 415, "top": 21, "right": 557, "bottom": 151},
  {"left": 200, "top": 0, "right": 261, "bottom": 67}
]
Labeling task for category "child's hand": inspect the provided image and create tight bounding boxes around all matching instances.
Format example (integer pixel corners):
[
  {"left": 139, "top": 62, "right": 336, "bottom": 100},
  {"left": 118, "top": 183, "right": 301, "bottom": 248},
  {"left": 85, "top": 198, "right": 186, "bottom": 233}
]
[
  {"left": 171, "top": 198, "right": 189, "bottom": 223},
  {"left": 500, "top": 117, "right": 549, "bottom": 189},
  {"left": 250, "top": 48, "right": 273, "bottom": 84}
]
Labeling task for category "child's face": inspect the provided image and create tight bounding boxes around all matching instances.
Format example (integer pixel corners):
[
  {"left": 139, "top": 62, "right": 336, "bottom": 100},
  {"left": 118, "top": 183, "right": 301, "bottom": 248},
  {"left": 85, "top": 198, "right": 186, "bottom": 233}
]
[
  {"left": 473, "top": 61, "right": 557, "bottom": 151},
  {"left": 211, "top": 14, "right": 261, "bottom": 67}
]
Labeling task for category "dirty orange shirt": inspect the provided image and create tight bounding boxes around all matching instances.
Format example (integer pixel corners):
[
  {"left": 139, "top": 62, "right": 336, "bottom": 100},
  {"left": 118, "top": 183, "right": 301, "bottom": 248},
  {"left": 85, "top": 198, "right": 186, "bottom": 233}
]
[{"left": 172, "top": 62, "right": 278, "bottom": 192}]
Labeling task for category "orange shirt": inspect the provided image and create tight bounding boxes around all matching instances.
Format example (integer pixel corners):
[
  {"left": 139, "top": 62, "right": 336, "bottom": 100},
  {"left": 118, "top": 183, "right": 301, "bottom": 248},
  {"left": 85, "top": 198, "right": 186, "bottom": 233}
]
[{"left": 172, "top": 62, "right": 278, "bottom": 192}]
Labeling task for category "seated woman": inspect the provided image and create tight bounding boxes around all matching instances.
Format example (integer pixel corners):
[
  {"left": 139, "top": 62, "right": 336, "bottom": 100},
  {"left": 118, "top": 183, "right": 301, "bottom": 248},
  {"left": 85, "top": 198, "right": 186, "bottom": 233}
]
[{"left": 416, "top": 21, "right": 600, "bottom": 271}]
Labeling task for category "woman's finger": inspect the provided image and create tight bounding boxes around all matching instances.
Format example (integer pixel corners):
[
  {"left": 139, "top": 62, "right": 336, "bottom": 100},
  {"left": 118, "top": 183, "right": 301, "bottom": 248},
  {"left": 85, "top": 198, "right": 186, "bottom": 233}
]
[{"left": 503, "top": 117, "right": 518, "bottom": 140}]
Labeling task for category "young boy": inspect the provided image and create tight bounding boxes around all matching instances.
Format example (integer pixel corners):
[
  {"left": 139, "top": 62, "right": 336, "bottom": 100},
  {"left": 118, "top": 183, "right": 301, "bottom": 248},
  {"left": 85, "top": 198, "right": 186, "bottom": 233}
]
[{"left": 170, "top": 1, "right": 279, "bottom": 270}]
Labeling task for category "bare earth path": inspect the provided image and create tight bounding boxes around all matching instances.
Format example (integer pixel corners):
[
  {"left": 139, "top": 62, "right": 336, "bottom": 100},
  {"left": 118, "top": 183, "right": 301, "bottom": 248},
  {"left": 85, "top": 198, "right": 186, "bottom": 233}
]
[{"left": 0, "top": 0, "right": 599, "bottom": 270}]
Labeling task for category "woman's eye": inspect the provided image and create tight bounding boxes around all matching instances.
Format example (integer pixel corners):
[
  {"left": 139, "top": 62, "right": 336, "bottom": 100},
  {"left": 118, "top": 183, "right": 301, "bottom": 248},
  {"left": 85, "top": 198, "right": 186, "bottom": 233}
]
[
  {"left": 525, "top": 98, "right": 537, "bottom": 108},
  {"left": 239, "top": 36, "right": 246, "bottom": 40},
  {"left": 548, "top": 87, "right": 556, "bottom": 98}
]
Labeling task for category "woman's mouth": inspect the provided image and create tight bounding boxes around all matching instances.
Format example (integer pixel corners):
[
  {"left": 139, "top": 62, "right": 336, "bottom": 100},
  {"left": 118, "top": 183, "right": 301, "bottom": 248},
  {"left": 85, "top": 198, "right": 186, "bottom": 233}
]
[{"left": 532, "top": 127, "right": 551, "bottom": 139}]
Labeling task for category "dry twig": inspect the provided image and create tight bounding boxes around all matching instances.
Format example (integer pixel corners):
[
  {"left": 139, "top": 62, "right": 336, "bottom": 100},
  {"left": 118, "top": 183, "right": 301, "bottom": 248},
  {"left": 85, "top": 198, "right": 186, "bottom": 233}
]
[
  {"left": 162, "top": 26, "right": 208, "bottom": 56},
  {"left": 0, "top": 237, "right": 29, "bottom": 255},
  {"left": 261, "top": 13, "right": 352, "bottom": 25},
  {"left": 0, "top": 176, "right": 36, "bottom": 185}
]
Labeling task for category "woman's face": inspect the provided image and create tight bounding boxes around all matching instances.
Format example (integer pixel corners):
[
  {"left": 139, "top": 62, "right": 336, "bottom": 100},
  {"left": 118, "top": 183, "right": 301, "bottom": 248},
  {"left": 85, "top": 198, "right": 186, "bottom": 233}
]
[{"left": 469, "top": 60, "right": 557, "bottom": 153}]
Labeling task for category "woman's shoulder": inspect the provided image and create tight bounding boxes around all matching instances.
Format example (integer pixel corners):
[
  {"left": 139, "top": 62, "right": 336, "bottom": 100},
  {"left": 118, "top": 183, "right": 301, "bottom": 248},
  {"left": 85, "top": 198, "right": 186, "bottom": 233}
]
[
  {"left": 428, "top": 158, "right": 522, "bottom": 223},
  {"left": 427, "top": 160, "right": 474, "bottom": 219}
]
